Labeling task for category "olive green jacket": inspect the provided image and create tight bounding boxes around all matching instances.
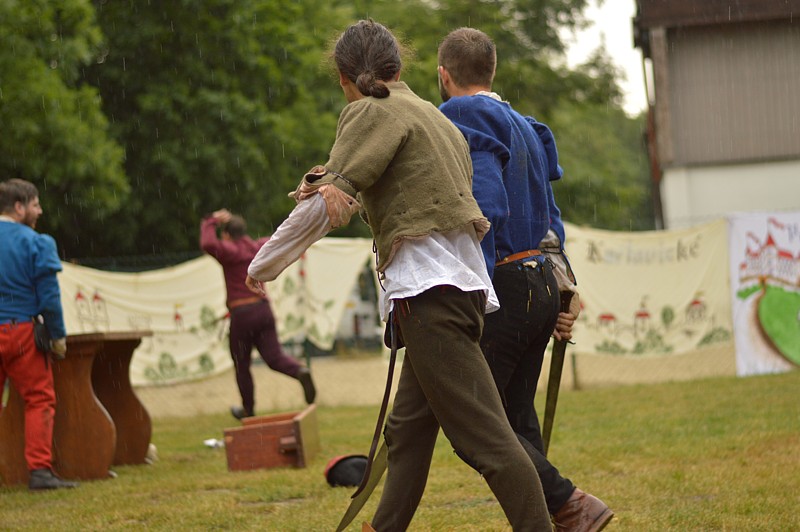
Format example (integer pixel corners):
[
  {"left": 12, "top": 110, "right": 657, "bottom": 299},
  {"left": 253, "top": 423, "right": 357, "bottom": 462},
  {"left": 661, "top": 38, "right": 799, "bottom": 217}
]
[{"left": 307, "top": 82, "right": 489, "bottom": 271}]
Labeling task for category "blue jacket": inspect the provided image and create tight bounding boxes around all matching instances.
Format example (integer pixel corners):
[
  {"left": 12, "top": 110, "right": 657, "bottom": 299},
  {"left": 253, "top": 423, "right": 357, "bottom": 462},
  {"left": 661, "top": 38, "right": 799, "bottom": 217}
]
[
  {"left": 0, "top": 220, "right": 66, "bottom": 338},
  {"left": 524, "top": 116, "right": 566, "bottom": 249},
  {"left": 440, "top": 95, "right": 563, "bottom": 278}
]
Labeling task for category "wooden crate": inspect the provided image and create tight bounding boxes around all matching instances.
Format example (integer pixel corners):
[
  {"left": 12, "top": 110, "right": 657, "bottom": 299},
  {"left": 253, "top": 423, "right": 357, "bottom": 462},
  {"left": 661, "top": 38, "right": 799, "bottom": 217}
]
[{"left": 223, "top": 404, "right": 319, "bottom": 472}]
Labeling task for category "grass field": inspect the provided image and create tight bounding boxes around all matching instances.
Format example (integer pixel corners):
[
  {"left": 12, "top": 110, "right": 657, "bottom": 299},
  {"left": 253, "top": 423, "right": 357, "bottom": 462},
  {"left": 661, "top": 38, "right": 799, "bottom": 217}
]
[{"left": 2, "top": 370, "right": 799, "bottom": 531}]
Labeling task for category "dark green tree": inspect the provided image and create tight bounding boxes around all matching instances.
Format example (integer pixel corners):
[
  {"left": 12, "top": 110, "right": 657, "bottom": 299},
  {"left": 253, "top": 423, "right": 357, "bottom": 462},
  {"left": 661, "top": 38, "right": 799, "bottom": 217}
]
[
  {"left": 0, "top": 0, "right": 128, "bottom": 256},
  {"left": 548, "top": 50, "right": 653, "bottom": 231},
  {"left": 55, "top": 0, "right": 652, "bottom": 260},
  {"left": 80, "top": 0, "right": 349, "bottom": 257}
]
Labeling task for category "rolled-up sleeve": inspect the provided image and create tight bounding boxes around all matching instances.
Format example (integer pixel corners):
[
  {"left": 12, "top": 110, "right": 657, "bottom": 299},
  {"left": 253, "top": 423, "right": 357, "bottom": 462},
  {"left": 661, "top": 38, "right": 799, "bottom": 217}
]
[{"left": 248, "top": 194, "right": 331, "bottom": 282}]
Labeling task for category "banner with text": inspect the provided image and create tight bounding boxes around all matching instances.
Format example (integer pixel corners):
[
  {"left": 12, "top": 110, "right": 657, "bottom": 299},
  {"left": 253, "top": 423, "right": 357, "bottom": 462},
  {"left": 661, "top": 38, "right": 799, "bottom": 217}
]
[{"left": 563, "top": 219, "right": 733, "bottom": 357}]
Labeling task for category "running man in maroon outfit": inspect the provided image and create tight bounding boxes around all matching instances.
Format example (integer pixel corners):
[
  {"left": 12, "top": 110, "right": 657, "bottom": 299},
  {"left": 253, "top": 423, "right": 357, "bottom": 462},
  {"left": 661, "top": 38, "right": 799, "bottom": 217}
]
[{"left": 200, "top": 208, "right": 315, "bottom": 419}]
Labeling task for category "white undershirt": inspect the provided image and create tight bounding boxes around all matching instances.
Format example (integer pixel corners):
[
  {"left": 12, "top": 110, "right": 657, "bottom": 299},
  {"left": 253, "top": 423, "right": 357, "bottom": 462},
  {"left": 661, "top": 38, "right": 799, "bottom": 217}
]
[
  {"left": 248, "top": 194, "right": 499, "bottom": 322},
  {"left": 380, "top": 227, "right": 498, "bottom": 320}
]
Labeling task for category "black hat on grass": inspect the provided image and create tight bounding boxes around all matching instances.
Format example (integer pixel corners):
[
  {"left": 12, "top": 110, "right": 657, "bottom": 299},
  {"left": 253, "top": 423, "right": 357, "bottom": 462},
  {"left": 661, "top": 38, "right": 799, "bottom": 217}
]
[{"left": 324, "top": 454, "right": 368, "bottom": 487}]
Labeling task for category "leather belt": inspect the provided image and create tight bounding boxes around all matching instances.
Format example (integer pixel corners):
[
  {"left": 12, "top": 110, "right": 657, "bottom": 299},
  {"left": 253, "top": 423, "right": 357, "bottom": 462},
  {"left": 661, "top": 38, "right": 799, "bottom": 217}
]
[
  {"left": 228, "top": 296, "right": 264, "bottom": 310},
  {"left": 495, "top": 249, "right": 542, "bottom": 267}
]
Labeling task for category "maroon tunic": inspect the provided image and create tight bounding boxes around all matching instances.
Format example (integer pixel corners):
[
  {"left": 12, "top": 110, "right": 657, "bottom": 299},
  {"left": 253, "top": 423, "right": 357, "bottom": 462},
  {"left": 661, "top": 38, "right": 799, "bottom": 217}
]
[
  {"left": 199, "top": 217, "right": 269, "bottom": 307},
  {"left": 199, "top": 216, "right": 300, "bottom": 415}
]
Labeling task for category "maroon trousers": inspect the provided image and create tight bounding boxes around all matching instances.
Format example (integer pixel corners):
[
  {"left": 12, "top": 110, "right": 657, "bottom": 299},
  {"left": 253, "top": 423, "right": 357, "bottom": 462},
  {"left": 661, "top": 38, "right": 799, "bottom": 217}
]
[
  {"left": 0, "top": 321, "right": 55, "bottom": 471},
  {"left": 228, "top": 300, "right": 301, "bottom": 414}
]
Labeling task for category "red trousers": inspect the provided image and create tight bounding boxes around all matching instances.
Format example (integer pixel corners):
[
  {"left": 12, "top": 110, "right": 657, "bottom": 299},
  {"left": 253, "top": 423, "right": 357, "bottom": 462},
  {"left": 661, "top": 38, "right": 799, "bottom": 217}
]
[{"left": 0, "top": 321, "right": 56, "bottom": 471}]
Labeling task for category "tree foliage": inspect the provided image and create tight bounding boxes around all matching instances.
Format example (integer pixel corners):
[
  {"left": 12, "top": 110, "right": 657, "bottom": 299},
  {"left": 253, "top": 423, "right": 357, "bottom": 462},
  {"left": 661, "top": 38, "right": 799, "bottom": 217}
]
[
  {"left": 80, "top": 0, "right": 349, "bottom": 255},
  {"left": 551, "top": 103, "right": 653, "bottom": 231},
  {"left": 0, "top": 0, "right": 127, "bottom": 255},
  {"left": 2, "top": 0, "right": 654, "bottom": 260},
  {"left": 549, "top": 48, "right": 654, "bottom": 231}
]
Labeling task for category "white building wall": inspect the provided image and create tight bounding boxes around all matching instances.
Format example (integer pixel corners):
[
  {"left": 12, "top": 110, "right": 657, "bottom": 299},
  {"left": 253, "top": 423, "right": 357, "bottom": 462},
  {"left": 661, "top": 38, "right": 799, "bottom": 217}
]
[{"left": 661, "top": 158, "right": 800, "bottom": 229}]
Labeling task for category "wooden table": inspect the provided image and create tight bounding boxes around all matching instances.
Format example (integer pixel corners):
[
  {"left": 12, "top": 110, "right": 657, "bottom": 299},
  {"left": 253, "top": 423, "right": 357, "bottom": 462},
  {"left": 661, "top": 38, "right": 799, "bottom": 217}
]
[
  {"left": 0, "top": 331, "right": 152, "bottom": 486},
  {"left": 88, "top": 332, "right": 153, "bottom": 465}
]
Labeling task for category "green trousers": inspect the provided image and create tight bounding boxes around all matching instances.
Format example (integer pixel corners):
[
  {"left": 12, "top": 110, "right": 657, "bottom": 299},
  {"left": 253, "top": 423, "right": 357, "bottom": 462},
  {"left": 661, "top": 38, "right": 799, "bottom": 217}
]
[{"left": 371, "top": 286, "right": 551, "bottom": 531}]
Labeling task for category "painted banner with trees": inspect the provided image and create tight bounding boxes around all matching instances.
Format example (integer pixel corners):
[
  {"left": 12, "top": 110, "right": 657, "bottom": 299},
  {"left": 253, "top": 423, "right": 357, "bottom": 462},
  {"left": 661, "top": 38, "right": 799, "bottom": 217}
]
[
  {"left": 58, "top": 237, "right": 373, "bottom": 386},
  {"left": 563, "top": 219, "right": 733, "bottom": 358}
]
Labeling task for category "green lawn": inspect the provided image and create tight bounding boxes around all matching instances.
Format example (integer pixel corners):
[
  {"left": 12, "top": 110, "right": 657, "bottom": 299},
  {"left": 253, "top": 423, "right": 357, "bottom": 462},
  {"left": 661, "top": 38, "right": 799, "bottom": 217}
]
[{"left": 2, "top": 370, "right": 799, "bottom": 531}]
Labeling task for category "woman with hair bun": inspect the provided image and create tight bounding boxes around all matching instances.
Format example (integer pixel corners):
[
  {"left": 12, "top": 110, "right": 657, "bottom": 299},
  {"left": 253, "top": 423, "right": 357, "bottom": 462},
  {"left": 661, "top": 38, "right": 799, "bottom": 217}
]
[{"left": 246, "top": 19, "right": 551, "bottom": 531}]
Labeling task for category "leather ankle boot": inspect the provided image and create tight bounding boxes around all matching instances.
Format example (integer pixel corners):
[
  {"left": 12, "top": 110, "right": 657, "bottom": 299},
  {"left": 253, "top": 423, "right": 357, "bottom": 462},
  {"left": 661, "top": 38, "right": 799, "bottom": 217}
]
[
  {"left": 28, "top": 468, "right": 78, "bottom": 491},
  {"left": 552, "top": 488, "right": 613, "bottom": 532}
]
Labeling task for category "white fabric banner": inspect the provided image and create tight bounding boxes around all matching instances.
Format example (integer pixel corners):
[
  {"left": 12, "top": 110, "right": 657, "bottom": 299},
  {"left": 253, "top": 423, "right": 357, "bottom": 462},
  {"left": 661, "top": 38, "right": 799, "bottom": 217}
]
[
  {"left": 563, "top": 219, "right": 733, "bottom": 357},
  {"left": 59, "top": 219, "right": 771, "bottom": 384},
  {"left": 727, "top": 211, "right": 800, "bottom": 376},
  {"left": 58, "top": 237, "right": 374, "bottom": 386},
  {"left": 265, "top": 237, "right": 376, "bottom": 348}
]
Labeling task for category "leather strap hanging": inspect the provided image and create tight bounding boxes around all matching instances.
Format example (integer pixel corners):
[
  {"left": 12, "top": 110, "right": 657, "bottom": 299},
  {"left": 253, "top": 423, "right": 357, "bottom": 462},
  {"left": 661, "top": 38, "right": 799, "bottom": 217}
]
[{"left": 336, "top": 311, "right": 399, "bottom": 531}]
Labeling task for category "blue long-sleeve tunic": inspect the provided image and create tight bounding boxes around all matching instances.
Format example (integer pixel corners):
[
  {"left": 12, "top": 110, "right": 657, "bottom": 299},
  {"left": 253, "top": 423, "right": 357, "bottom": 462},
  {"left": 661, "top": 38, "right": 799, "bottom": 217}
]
[
  {"left": 0, "top": 220, "right": 66, "bottom": 338},
  {"left": 440, "top": 95, "right": 563, "bottom": 278}
]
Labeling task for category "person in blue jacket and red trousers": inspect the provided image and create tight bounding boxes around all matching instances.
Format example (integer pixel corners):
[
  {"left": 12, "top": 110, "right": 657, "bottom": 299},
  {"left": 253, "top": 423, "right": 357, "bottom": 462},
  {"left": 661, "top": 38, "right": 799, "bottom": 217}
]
[{"left": 0, "top": 178, "right": 77, "bottom": 490}]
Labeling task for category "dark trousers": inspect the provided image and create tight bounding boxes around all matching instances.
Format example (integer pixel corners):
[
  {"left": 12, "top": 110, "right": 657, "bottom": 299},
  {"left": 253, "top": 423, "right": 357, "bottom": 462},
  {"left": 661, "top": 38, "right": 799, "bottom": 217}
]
[
  {"left": 228, "top": 300, "right": 301, "bottom": 414},
  {"left": 481, "top": 259, "right": 575, "bottom": 514},
  {"left": 371, "top": 286, "right": 551, "bottom": 532}
]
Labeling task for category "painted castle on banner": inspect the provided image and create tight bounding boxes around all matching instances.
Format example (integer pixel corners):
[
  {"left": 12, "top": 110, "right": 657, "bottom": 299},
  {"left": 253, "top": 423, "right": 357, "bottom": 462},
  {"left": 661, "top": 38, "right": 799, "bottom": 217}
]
[{"left": 730, "top": 214, "right": 800, "bottom": 374}]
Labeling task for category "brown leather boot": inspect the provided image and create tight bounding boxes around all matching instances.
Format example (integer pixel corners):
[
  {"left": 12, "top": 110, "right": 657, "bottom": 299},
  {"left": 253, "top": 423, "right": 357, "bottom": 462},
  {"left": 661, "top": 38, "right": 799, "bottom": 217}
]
[{"left": 552, "top": 488, "right": 613, "bottom": 532}]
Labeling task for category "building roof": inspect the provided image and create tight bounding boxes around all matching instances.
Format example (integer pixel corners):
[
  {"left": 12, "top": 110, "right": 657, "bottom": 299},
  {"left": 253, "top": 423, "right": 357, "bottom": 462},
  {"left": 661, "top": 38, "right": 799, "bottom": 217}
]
[{"left": 635, "top": 0, "right": 800, "bottom": 30}]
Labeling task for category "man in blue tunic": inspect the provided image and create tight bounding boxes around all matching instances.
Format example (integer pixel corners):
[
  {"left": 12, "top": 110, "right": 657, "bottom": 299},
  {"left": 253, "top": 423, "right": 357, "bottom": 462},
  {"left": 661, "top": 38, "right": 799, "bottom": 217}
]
[
  {"left": 0, "top": 178, "right": 77, "bottom": 490},
  {"left": 438, "top": 28, "right": 612, "bottom": 531}
]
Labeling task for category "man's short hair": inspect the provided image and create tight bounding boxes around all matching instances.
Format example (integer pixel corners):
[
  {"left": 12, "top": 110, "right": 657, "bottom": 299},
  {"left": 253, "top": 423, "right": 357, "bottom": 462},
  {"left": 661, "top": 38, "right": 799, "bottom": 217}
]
[
  {"left": 0, "top": 178, "right": 38, "bottom": 214},
  {"left": 222, "top": 215, "right": 247, "bottom": 240},
  {"left": 438, "top": 27, "right": 496, "bottom": 88}
]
